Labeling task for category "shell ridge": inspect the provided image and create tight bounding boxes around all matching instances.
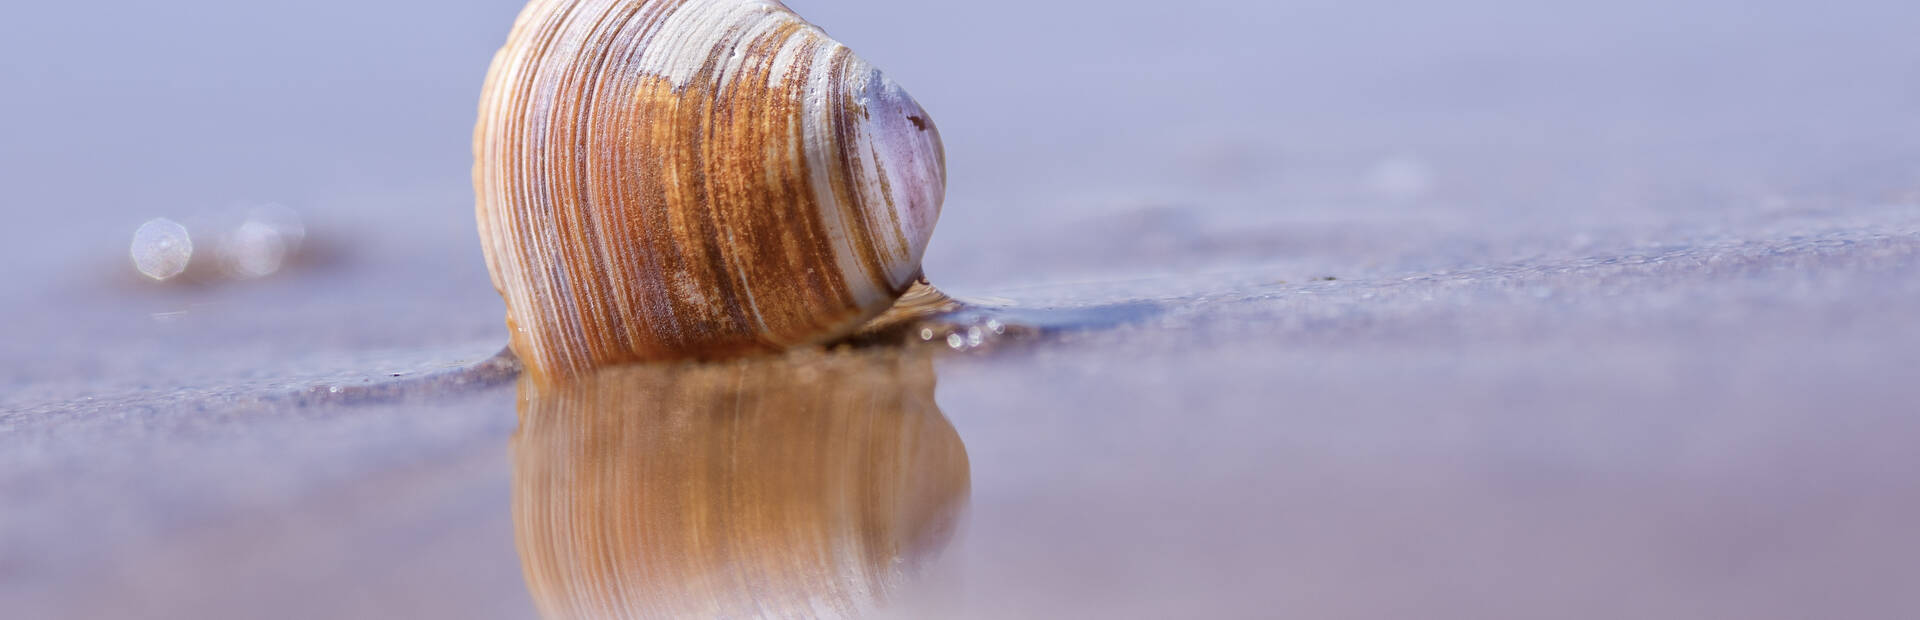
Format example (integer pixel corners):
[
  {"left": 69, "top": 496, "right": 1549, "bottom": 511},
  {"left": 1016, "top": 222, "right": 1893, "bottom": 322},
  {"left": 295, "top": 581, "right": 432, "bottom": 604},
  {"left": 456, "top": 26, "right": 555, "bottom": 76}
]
[
  {"left": 824, "top": 50, "right": 904, "bottom": 300},
  {"left": 764, "top": 33, "right": 865, "bottom": 342},
  {"left": 687, "top": 34, "right": 766, "bottom": 353},
  {"left": 575, "top": 0, "right": 664, "bottom": 358},
  {"left": 555, "top": 2, "right": 628, "bottom": 365},
  {"left": 605, "top": 2, "right": 687, "bottom": 355},
  {"left": 513, "top": 2, "right": 596, "bottom": 373},
  {"left": 715, "top": 19, "right": 859, "bottom": 348},
  {"left": 540, "top": 3, "right": 622, "bottom": 371},
  {"left": 799, "top": 40, "right": 888, "bottom": 313}
]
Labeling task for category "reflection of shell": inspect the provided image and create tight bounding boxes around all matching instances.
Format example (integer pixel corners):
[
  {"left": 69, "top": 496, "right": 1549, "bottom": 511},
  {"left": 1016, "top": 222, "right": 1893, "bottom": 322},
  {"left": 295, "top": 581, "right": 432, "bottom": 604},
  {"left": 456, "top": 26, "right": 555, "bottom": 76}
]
[
  {"left": 512, "top": 351, "right": 969, "bottom": 619},
  {"left": 475, "top": 0, "right": 947, "bottom": 379}
]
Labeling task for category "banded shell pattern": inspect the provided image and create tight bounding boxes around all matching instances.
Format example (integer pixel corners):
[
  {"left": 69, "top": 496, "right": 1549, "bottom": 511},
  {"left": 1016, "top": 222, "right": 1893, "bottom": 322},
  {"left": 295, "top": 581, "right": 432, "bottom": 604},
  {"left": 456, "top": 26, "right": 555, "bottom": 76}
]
[{"left": 476, "top": 0, "right": 947, "bottom": 378}]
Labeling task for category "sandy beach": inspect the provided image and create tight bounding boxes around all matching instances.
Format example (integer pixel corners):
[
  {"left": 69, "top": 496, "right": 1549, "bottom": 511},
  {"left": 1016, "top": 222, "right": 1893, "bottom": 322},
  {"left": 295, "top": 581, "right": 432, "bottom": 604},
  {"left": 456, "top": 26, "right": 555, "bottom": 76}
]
[{"left": 4, "top": 1, "right": 1920, "bottom": 617}]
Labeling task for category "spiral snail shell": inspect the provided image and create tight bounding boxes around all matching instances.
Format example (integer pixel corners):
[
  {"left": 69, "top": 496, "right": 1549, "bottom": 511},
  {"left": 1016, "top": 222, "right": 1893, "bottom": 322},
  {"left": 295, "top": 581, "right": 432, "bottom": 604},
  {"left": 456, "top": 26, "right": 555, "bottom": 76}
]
[{"left": 476, "top": 0, "right": 946, "bottom": 378}]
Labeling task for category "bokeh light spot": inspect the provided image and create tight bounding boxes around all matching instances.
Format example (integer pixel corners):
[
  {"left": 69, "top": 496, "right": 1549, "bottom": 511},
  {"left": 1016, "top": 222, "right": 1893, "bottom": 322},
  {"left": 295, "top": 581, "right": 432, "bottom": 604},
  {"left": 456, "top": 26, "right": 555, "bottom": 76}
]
[{"left": 130, "top": 218, "right": 193, "bottom": 281}]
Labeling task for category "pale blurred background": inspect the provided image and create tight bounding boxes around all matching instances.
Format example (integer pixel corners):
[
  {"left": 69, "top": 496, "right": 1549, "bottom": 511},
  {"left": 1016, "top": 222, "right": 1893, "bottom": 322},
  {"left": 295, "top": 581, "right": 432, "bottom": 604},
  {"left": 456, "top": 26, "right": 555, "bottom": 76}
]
[{"left": 5, "top": 1, "right": 1916, "bottom": 292}]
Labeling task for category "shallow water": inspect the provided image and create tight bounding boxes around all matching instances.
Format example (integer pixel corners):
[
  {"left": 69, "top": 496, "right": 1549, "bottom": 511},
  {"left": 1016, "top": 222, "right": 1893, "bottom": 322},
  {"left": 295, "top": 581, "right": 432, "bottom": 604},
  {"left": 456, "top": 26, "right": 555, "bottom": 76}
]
[{"left": 6, "top": 1, "right": 1920, "bottom": 618}]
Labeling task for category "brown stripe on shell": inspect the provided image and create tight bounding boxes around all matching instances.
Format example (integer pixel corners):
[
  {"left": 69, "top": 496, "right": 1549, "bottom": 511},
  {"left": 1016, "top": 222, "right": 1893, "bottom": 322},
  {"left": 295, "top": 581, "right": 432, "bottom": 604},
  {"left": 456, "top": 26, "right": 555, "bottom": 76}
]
[
  {"left": 823, "top": 48, "right": 899, "bottom": 303},
  {"left": 475, "top": 0, "right": 945, "bottom": 379}
]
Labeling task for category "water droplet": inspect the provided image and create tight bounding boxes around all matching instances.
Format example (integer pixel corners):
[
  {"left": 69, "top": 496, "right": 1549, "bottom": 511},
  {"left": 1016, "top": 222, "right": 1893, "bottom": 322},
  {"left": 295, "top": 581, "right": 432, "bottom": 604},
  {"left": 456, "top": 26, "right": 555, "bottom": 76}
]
[
  {"left": 220, "top": 220, "right": 288, "bottom": 279},
  {"left": 219, "top": 204, "right": 305, "bottom": 279},
  {"left": 130, "top": 218, "right": 193, "bottom": 281}
]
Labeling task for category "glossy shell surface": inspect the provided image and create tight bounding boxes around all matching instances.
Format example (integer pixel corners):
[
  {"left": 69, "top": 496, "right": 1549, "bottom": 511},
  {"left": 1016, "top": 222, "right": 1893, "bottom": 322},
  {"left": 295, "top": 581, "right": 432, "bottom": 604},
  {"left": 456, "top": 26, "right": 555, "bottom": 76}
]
[{"left": 475, "top": 0, "right": 946, "bottom": 378}]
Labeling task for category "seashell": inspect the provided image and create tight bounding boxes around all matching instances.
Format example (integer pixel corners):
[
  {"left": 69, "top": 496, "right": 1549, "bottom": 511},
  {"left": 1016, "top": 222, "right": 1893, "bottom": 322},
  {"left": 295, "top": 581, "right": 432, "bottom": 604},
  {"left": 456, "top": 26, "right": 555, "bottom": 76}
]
[
  {"left": 475, "top": 0, "right": 947, "bottom": 379},
  {"left": 512, "top": 351, "right": 969, "bottom": 618}
]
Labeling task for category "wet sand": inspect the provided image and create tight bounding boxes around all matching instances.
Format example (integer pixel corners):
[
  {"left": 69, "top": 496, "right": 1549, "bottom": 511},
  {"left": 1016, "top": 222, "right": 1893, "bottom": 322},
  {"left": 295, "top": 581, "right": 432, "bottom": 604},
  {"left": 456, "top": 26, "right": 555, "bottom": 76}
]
[
  {"left": 7, "top": 217, "right": 1920, "bottom": 618},
  {"left": 6, "top": 1, "right": 1920, "bottom": 618}
]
